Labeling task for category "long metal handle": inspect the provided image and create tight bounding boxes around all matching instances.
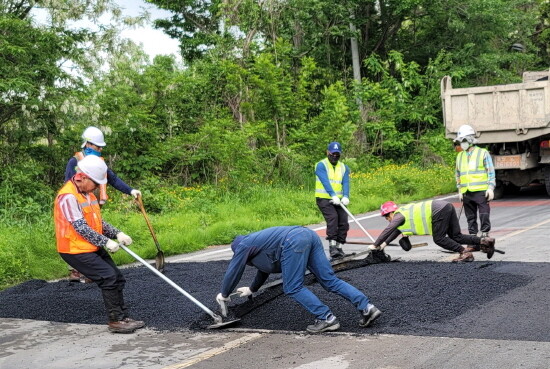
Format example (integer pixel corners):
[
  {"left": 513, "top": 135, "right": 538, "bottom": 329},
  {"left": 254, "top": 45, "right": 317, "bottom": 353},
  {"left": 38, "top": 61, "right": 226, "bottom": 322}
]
[
  {"left": 120, "top": 245, "right": 220, "bottom": 321},
  {"left": 340, "top": 204, "right": 376, "bottom": 243}
]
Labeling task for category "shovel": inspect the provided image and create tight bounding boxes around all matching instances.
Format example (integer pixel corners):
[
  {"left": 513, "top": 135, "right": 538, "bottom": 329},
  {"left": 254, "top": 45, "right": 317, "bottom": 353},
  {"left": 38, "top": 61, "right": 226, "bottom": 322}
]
[
  {"left": 340, "top": 203, "right": 376, "bottom": 243},
  {"left": 135, "top": 195, "right": 165, "bottom": 272},
  {"left": 120, "top": 245, "right": 240, "bottom": 329}
]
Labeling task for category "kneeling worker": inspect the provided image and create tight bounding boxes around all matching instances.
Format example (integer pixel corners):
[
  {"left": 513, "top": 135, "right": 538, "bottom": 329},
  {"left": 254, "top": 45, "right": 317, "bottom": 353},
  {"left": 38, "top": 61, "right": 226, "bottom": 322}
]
[
  {"left": 372, "top": 200, "right": 496, "bottom": 262},
  {"left": 216, "top": 226, "right": 381, "bottom": 333},
  {"left": 54, "top": 155, "right": 145, "bottom": 333}
]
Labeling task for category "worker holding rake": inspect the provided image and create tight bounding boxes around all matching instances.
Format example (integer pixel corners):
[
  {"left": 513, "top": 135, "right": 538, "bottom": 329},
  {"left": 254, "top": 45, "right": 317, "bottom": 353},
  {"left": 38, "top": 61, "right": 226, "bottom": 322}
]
[
  {"left": 216, "top": 226, "right": 381, "bottom": 333},
  {"left": 54, "top": 155, "right": 145, "bottom": 334},
  {"left": 315, "top": 141, "right": 351, "bottom": 259}
]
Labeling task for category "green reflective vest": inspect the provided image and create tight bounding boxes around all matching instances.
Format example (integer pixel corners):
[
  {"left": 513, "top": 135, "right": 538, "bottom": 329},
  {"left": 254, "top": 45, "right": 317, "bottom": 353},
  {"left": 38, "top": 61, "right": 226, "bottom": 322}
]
[
  {"left": 456, "top": 146, "right": 489, "bottom": 193},
  {"left": 396, "top": 200, "right": 433, "bottom": 236},
  {"left": 315, "top": 158, "right": 345, "bottom": 199}
]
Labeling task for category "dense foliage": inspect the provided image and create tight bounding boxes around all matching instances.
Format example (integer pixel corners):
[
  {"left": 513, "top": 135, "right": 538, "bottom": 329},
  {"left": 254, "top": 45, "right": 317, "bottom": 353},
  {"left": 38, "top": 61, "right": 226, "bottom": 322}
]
[{"left": 0, "top": 0, "right": 548, "bottom": 220}]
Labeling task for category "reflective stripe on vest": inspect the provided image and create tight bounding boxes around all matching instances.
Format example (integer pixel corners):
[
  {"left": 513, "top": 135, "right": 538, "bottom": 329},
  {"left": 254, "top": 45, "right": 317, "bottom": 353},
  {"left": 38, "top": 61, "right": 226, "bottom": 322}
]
[
  {"left": 315, "top": 158, "right": 345, "bottom": 199},
  {"left": 396, "top": 200, "right": 433, "bottom": 236},
  {"left": 75, "top": 151, "right": 108, "bottom": 204},
  {"left": 54, "top": 180, "right": 103, "bottom": 254},
  {"left": 456, "top": 147, "right": 489, "bottom": 193}
]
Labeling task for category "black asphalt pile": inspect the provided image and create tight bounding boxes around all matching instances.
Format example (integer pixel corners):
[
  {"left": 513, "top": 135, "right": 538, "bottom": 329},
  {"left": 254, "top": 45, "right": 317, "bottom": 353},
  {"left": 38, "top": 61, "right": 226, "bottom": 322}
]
[{"left": 1, "top": 260, "right": 549, "bottom": 341}]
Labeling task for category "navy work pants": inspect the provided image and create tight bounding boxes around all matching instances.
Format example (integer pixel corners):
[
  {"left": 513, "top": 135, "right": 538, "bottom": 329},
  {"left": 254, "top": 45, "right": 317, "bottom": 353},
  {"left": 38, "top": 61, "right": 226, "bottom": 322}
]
[
  {"left": 280, "top": 227, "right": 369, "bottom": 320},
  {"left": 316, "top": 198, "right": 349, "bottom": 244}
]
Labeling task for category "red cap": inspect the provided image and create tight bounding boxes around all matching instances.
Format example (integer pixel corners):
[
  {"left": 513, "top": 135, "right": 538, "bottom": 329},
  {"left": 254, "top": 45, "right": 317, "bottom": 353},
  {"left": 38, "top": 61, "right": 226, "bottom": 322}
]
[{"left": 380, "top": 201, "right": 398, "bottom": 216}]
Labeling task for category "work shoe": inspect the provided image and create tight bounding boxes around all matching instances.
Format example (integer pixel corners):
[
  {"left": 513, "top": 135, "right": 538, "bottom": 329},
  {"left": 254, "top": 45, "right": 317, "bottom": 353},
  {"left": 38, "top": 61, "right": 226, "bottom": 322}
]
[
  {"left": 306, "top": 314, "right": 340, "bottom": 333},
  {"left": 465, "top": 245, "right": 479, "bottom": 252},
  {"left": 359, "top": 304, "right": 381, "bottom": 327},
  {"left": 108, "top": 318, "right": 144, "bottom": 334},
  {"left": 122, "top": 317, "right": 145, "bottom": 330},
  {"left": 452, "top": 251, "right": 474, "bottom": 263},
  {"left": 480, "top": 237, "right": 496, "bottom": 259}
]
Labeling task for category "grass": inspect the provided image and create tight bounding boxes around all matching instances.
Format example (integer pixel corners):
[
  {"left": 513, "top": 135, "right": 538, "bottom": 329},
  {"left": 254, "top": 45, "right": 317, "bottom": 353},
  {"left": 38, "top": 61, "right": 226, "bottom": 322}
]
[{"left": 0, "top": 162, "right": 456, "bottom": 290}]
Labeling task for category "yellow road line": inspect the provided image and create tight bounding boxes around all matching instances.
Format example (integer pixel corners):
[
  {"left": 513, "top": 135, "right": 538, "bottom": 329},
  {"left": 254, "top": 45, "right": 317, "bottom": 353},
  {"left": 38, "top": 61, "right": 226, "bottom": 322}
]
[
  {"left": 494, "top": 217, "right": 550, "bottom": 242},
  {"left": 161, "top": 333, "right": 262, "bottom": 369},
  {"left": 445, "top": 217, "right": 550, "bottom": 261}
]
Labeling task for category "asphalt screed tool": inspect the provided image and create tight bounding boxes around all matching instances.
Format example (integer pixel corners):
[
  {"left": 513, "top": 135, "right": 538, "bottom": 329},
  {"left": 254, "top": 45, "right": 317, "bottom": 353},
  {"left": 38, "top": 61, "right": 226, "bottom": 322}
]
[{"left": 121, "top": 245, "right": 240, "bottom": 329}]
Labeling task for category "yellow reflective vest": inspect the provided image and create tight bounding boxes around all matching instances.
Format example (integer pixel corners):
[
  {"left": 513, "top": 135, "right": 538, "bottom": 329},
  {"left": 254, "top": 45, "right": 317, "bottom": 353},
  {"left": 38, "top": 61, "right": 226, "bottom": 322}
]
[
  {"left": 456, "top": 146, "right": 489, "bottom": 193},
  {"left": 396, "top": 200, "right": 433, "bottom": 236},
  {"left": 315, "top": 158, "right": 345, "bottom": 199}
]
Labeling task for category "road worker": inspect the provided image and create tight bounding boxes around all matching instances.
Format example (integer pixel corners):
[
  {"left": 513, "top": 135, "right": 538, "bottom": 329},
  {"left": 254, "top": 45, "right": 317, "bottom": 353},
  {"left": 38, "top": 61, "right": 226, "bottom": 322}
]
[
  {"left": 454, "top": 124, "right": 496, "bottom": 252},
  {"left": 216, "top": 226, "right": 381, "bottom": 333},
  {"left": 65, "top": 126, "right": 141, "bottom": 282},
  {"left": 54, "top": 155, "right": 145, "bottom": 333},
  {"left": 372, "top": 200, "right": 496, "bottom": 262},
  {"left": 315, "top": 141, "right": 351, "bottom": 259}
]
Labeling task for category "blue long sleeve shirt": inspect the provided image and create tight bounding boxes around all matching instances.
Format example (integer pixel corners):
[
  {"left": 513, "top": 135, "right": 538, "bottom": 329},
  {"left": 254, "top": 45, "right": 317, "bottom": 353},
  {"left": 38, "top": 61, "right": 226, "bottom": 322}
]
[
  {"left": 220, "top": 226, "right": 303, "bottom": 297},
  {"left": 64, "top": 156, "right": 133, "bottom": 195},
  {"left": 315, "top": 160, "right": 350, "bottom": 198}
]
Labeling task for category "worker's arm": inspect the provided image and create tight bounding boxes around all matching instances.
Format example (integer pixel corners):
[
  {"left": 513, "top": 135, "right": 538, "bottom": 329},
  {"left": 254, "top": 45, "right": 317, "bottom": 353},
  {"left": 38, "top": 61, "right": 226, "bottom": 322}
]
[
  {"left": 374, "top": 213, "right": 405, "bottom": 247},
  {"left": 315, "top": 162, "right": 335, "bottom": 197},
  {"left": 220, "top": 246, "right": 257, "bottom": 297},
  {"left": 64, "top": 157, "right": 78, "bottom": 182},
  {"left": 455, "top": 153, "right": 461, "bottom": 189},
  {"left": 250, "top": 270, "right": 270, "bottom": 292},
  {"left": 106, "top": 168, "right": 133, "bottom": 195},
  {"left": 484, "top": 150, "right": 496, "bottom": 189}
]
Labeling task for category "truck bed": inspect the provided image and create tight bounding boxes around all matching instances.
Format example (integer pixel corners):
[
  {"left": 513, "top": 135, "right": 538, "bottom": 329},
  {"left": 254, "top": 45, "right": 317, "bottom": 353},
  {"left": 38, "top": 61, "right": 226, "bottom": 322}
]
[{"left": 441, "top": 74, "right": 550, "bottom": 144}]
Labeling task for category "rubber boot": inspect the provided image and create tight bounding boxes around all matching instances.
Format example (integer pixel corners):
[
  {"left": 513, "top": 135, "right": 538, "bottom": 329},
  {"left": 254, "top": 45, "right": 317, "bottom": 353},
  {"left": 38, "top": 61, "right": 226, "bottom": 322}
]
[{"left": 329, "top": 240, "right": 344, "bottom": 259}]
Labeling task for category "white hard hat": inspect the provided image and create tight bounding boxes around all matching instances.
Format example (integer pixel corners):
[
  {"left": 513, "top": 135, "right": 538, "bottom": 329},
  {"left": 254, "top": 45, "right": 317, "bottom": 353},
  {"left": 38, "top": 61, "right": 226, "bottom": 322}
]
[
  {"left": 81, "top": 126, "right": 106, "bottom": 148},
  {"left": 455, "top": 124, "right": 476, "bottom": 142},
  {"left": 77, "top": 155, "right": 108, "bottom": 184}
]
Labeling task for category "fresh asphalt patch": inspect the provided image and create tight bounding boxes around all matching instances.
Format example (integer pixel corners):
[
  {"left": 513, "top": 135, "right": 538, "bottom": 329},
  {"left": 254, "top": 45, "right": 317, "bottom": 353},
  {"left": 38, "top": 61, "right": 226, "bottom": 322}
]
[{"left": 1, "top": 259, "right": 549, "bottom": 341}]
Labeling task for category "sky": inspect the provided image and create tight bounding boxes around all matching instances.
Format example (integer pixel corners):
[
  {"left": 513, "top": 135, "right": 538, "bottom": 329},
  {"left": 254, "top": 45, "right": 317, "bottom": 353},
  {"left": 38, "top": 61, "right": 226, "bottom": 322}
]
[
  {"left": 31, "top": 0, "right": 181, "bottom": 63},
  {"left": 116, "top": 0, "right": 181, "bottom": 63}
]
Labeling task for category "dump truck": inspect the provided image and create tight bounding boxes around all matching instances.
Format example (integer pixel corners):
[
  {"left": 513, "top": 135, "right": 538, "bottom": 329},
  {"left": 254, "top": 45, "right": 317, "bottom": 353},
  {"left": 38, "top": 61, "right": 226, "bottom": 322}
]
[{"left": 440, "top": 70, "right": 550, "bottom": 198}]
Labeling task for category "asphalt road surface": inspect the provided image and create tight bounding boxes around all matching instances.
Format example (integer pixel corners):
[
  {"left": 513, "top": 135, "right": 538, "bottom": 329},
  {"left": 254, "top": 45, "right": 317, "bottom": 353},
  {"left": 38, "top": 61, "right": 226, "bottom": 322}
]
[{"left": 2, "top": 188, "right": 550, "bottom": 369}]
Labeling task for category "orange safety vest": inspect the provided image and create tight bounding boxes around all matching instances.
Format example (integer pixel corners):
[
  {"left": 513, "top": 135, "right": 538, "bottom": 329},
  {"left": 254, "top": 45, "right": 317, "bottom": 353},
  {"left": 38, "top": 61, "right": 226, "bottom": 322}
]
[
  {"left": 54, "top": 180, "right": 103, "bottom": 254},
  {"left": 74, "top": 152, "right": 108, "bottom": 204}
]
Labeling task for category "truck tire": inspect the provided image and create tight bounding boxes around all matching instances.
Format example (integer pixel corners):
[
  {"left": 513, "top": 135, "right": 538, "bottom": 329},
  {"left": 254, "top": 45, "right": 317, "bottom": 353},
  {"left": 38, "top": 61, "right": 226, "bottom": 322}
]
[
  {"left": 544, "top": 168, "right": 550, "bottom": 197},
  {"left": 494, "top": 184, "right": 505, "bottom": 200}
]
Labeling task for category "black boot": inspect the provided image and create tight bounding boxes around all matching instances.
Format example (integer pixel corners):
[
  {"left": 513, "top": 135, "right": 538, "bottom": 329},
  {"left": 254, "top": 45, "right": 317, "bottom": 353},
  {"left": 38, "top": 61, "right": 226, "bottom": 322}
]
[
  {"left": 329, "top": 240, "right": 344, "bottom": 259},
  {"left": 102, "top": 289, "right": 139, "bottom": 333}
]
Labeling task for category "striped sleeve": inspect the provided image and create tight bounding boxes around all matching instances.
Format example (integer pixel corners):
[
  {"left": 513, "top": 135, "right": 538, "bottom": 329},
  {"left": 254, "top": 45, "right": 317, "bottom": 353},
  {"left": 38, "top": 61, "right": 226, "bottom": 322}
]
[{"left": 57, "top": 194, "right": 84, "bottom": 222}]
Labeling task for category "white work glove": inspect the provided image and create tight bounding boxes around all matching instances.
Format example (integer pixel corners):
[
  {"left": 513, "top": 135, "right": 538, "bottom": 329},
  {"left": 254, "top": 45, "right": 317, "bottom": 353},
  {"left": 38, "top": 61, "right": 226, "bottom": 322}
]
[
  {"left": 236, "top": 287, "right": 253, "bottom": 297},
  {"left": 330, "top": 196, "right": 341, "bottom": 206},
  {"left": 216, "top": 293, "right": 231, "bottom": 317},
  {"left": 341, "top": 197, "right": 350, "bottom": 206},
  {"left": 485, "top": 188, "right": 494, "bottom": 202},
  {"left": 105, "top": 240, "right": 120, "bottom": 253},
  {"left": 130, "top": 189, "right": 141, "bottom": 198},
  {"left": 116, "top": 232, "right": 133, "bottom": 246},
  {"left": 368, "top": 242, "right": 386, "bottom": 251},
  {"left": 458, "top": 191, "right": 463, "bottom": 202}
]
